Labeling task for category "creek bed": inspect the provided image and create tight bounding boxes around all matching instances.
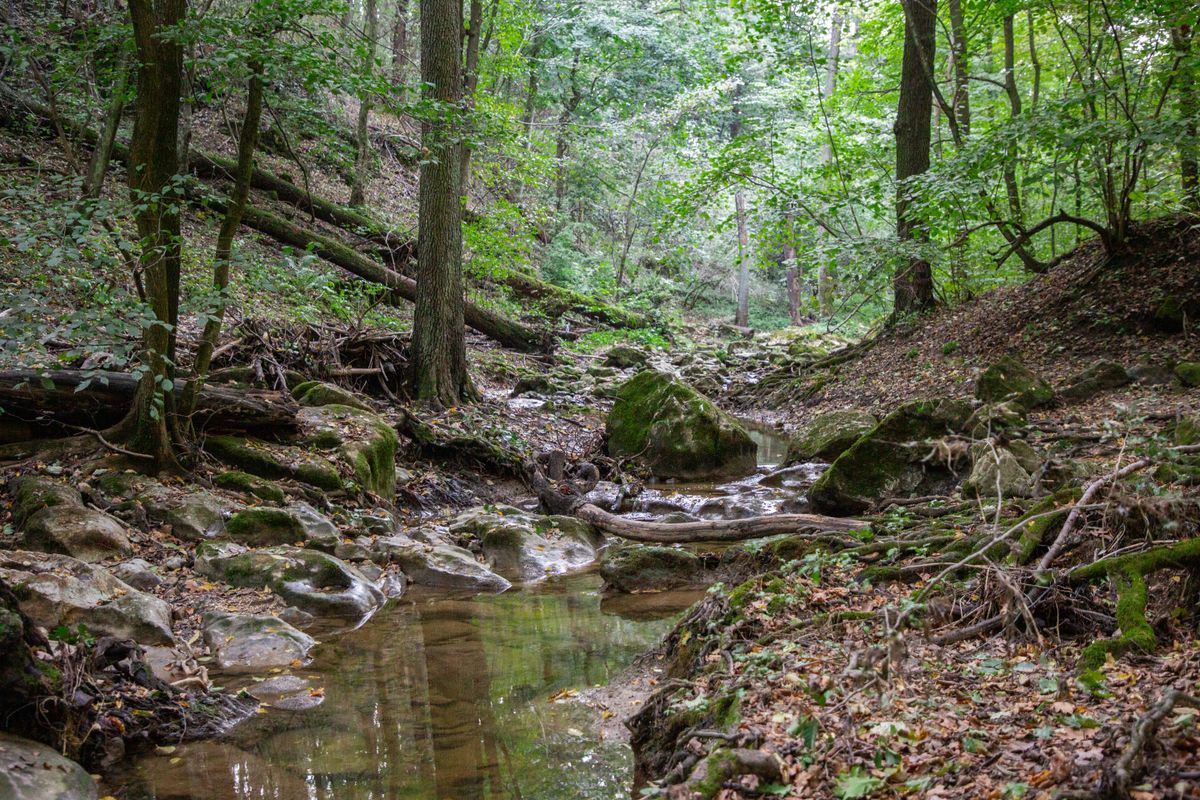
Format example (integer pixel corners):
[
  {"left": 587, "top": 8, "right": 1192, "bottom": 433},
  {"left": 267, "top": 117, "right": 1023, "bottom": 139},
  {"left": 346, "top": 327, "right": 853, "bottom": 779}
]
[{"left": 104, "top": 573, "right": 699, "bottom": 800}]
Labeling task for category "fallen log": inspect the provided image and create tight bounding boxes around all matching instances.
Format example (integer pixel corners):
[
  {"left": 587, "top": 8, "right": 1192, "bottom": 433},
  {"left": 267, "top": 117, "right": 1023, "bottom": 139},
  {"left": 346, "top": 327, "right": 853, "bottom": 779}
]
[
  {"left": 573, "top": 502, "right": 864, "bottom": 544},
  {"left": 0, "top": 369, "right": 299, "bottom": 434}
]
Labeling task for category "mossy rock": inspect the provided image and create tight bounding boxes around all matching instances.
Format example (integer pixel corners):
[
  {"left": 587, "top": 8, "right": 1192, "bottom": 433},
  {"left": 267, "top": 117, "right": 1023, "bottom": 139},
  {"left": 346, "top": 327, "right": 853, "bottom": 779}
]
[
  {"left": 975, "top": 355, "right": 1054, "bottom": 410},
  {"left": 511, "top": 373, "right": 557, "bottom": 397},
  {"left": 606, "top": 370, "right": 756, "bottom": 480},
  {"left": 599, "top": 544, "right": 703, "bottom": 593},
  {"left": 214, "top": 471, "right": 286, "bottom": 503},
  {"left": 1060, "top": 360, "right": 1131, "bottom": 401},
  {"left": 1174, "top": 361, "right": 1200, "bottom": 388},
  {"left": 300, "top": 404, "right": 397, "bottom": 498},
  {"left": 293, "top": 381, "right": 372, "bottom": 412},
  {"left": 603, "top": 344, "right": 649, "bottom": 369},
  {"left": 8, "top": 476, "right": 81, "bottom": 528},
  {"left": 809, "top": 397, "right": 973, "bottom": 515},
  {"left": 226, "top": 508, "right": 306, "bottom": 547},
  {"left": 204, "top": 435, "right": 343, "bottom": 492},
  {"left": 785, "top": 409, "right": 877, "bottom": 463},
  {"left": 1176, "top": 416, "right": 1200, "bottom": 446}
]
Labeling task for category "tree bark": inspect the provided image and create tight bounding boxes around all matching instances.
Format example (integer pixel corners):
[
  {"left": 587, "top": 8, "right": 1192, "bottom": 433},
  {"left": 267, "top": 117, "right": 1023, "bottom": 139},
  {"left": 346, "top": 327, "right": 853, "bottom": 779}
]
[
  {"left": 115, "top": 0, "right": 187, "bottom": 472},
  {"left": 350, "top": 0, "right": 378, "bottom": 207},
  {"left": 1172, "top": 24, "right": 1198, "bottom": 211},
  {"left": 81, "top": 51, "right": 131, "bottom": 200},
  {"left": 458, "top": 0, "right": 483, "bottom": 193},
  {"left": 411, "top": 0, "right": 473, "bottom": 405},
  {"left": 816, "top": 12, "right": 842, "bottom": 318},
  {"left": 947, "top": 0, "right": 970, "bottom": 136},
  {"left": 181, "top": 66, "right": 265, "bottom": 420},
  {"left": 1002, "top": 15, "right": 1024, "bottom": 226},
  {"left": 734, "top": 187, "right": 751, "bottom": 327},
  {"left": 390, "top": 0, "right": 409, "bottom": 104},
  {"left": 783, "top": 211, "right": 801, "bottom": 323},
  {"left": 555, "top": 49, "right": 582, "bottom": 214},
  {"left": 893, "top": 0, "right": 937, "bottom": 315}
]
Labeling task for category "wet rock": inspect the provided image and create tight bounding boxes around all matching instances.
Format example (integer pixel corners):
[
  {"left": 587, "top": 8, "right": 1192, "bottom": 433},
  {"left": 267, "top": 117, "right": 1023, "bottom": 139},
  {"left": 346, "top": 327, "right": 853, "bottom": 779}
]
[
  {"left": 603, "top": 344, "right": 649, "bottom": 369},
  {"left": 695, "top": 498, "right": 756, "bottom": 520},
  {"left": 660, "top": 511, "right": 702, "bottom": 523},
  {"left": 759, "top": 463, "right": 824, "bottom": 489},
  {"left": 165, "top": 492, "right": 229, "bottom": 541},
  {"left": 583, "top": 481, "right": 623, "bottom": 511},
  {"left": 286, "top": 502, "right": 341, "bottom": 550},
  {"left": 1060, "top": 360, "right": 1131, "bottom": 401},
  {"left": 371, "top": 538, "right": 511, "bottom": 592},
  {"left": 450, "top": 505, "right": 600, "bottom": 583},
  {"left": 22, "top": 506, "right": 132, "bottom": 562},
  {"left": 225, "top": 508, "right": 305, "bottom": 547},
  {"left": 607, "top": 370, "right": 756, "bottom": 480},
  {"left": 1175, "top": 361, "right": 1200, "bottom": 387},
  {"left": 247, "top": 674, "right": 324, "bottom": 710},
  {"left": 299, "top": 404, "right": 398, "bottom": 498},
  {"left": 810, "top": 397, "right": 973, "bottom": 515},
  {"left": 785, "top": 409, "right": 877, "bottom": 464},
  {"left": 599, "top": 545, "right": 703, "bottom": 593},
  {"left": 512, "top": 374, "right": 557, "bottom": 397},
  {"left": 0, "top": 551, "right": 173, "bottom": 644},
  {"left": 292, "top": 380, "right": 371, "bottom": 412},
  {"left": 112, "top": 558, "right": 162, "bottom": 591},
  {"left": 204, "top": 435, "right": 343, "bottom": 492},
  {"left": 0, "top": 732, "right": 97, "bottom": 800},
  {"left": 975, "top": 355, "right": 1054, "bottom": 410},
  {"left": 195, "top": 543, "right": 384, "bottom": 619},
  {"left": 213, "top": 471, "right": 286, "bottom": 503},
  {"left": 202, "top": 612, "right": 316, "bottom": 671}
]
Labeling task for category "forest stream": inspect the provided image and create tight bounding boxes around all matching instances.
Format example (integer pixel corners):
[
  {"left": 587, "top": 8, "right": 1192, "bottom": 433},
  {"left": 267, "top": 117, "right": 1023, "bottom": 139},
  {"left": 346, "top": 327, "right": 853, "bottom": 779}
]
[{"left": 101, "top": 429, "right": 792, "bottom": 800}]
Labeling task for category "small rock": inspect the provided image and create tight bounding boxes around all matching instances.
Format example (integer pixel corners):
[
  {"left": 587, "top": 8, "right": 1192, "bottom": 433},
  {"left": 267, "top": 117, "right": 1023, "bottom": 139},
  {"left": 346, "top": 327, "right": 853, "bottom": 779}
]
[
  {"left": 202, "top": 612, "right": 317, "bottom": 671},
  {"left": 1060, "top": 360, "right": 1131, "bottom": 401},
  {"left": 372, "top": 538, "right": 511, "bottom": 592},
  {"left": 112, "top": 558, "right": 162, "bottom": 591},
  {"left": 975, "top": 355, "right": 1054, "bottom": 410},
  {"left": 1174, "top": 361, "right": 1200, "bottom": 387}
]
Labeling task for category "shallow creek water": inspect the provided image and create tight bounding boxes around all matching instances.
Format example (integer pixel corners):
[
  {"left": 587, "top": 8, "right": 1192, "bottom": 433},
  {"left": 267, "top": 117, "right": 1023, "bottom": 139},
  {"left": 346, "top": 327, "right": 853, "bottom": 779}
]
[{"left": 106, "top": 424, "right": 794, "bottom": 800}]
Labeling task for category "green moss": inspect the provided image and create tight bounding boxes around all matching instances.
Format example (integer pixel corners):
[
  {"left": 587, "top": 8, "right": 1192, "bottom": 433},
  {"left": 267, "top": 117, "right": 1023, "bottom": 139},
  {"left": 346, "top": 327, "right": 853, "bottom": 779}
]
[
  {"left": 727, "top": 578, "right": 759, "bottom": 611},
  {"left": 785, "top": 409, "right": 877, "bottom": 464},
  {"left": 295, "top": 381, "right": 372, "bottom": 411},
  {"left": 10, "top": 477, "right": 79, "bottom": 527},
  {"left": 226, "top": 509, "right": 305, "bottom": 546},
  {"left": 294, "top": 461, "right": 344, "bottom": 491},
  {"left": 1176, "top": 416, "right": 1200, "bottom": 446},
  {"left": 206, "top": 433, "right": 342, "bottom": 491},
  {"left": 975, "top": 355, "right": 1054, "bottom": 409},
  {"left": 1078, "top": 571, "right": 1155, "bottom": 671},
  {"left": 1177, "top": 362, "right": 1200, "bottom": 388},
  {"left": 1009, "top": 488, "right": 1082, "bottom": 565},
  {"left": 290, "top": 380, "right": 321, "bottom": 398},
  {"left": 213, "top": 471, "right": 286, "bottom": 503}
]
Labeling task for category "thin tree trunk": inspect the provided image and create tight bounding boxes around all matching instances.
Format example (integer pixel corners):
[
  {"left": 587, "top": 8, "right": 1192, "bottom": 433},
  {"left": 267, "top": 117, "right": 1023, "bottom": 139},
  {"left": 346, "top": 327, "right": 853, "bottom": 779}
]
[
  {"left": 734, "top": 188, "right": 751, "bottom": 327},
  {"left": 816, "top": 12, "right": 842, "bottom": 319},
  {"left": 390, "top": 0, "right": 409, "bottom": 104},
  {"left": 783, "top": 211, "right": 801, "bottom": 324},
  {"left": 458, "top": 0, "right": 483, "bottom": 193},
  {"left": 181, "top": 66, "right": 264, "bottom": 420},
  {"left": 82, "top": 51, "right": 131, "bottom": 200},
  {"left": 521, "top": 38, "right": 541, "bottom": 140},
  {"left": 1002, "top": 15, "right": 1024, "bottom": 226},
  {"left": 1172, "top": 24, "right": 1198, "bottom": 211},
  {"left": 114, "top": 0, "right": 186, "bottom": 472},
  {"left": 555, "top": 49, "right": 581, "bottom": 214},
  {"left": 893, "top": 0, "right": 937, "bottom": 314},
  {"left": 350, "top": 0, "right": 378, "bottom": 207},
  {"left": 411, "top": 0, "right": 472, "bottom": 406},
  {"left": 947, "top": 0, "right": 970, "bottom": 136},
  {"left": 1027, "top": 10, "right": 1041, "bottom": 111}
]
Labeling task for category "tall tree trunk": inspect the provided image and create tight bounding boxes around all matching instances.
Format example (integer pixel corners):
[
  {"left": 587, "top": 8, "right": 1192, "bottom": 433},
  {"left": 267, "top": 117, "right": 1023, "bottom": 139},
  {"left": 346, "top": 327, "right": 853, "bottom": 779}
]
[
  {"left": 1172, "top": 24, "right": 1198, "bottom": 211},
  {"left": 180, "top": 66, "right": 264, "bottom": 421},
  {"left": 115, "top": 0, "right": 186, "bottom": 471},
  {"left": 458, "top": 0, "right": 483, "bottom": 195},
  {"left": 947, "top": 0, "right": 970, "bottom": 136},
  {"left": 893, "top": 0, "right": 937, "bottom": 315},
  {"left": 521, "top": 38, "right": 541, "bottom": 141},
  {"left": 81, "top": 51, "right": 131, "bottom": 200},
  {"left": 734, "top": 188, "right": 751, "bottom": 327},
  {"left": 390, "top": 0, "right": 409, "bottom": 104},
  {"left": 411, "top": 0, "right": 472, "bottom": 406},
  {"left": 1027, "top": 10, "right": 1041, "bottom": 111},
  {"left": 350, "top": 0, "right": 378, "bottom": 207},
  {"left": 783, "top": 211, "right": 801, "bottom": 324},
  {"left": 815, "top": 12, "right": 842, "bottom": 319},
  {"left": 555, "top": 49, "right": 582, "bottom": 214},
  {"left": 1002, "top": 15, "right": 1024, "bottom": 225}
]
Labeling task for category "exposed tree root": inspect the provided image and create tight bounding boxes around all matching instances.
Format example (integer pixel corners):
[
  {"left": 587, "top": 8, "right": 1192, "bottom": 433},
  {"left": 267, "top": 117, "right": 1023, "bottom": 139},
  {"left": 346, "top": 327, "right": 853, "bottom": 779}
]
[
  {"left": 670, "top": 747, "right": 783, "bottom": 800},
  {"left": 1100, "top": 688, "right": 1200, "bottom": 800}
]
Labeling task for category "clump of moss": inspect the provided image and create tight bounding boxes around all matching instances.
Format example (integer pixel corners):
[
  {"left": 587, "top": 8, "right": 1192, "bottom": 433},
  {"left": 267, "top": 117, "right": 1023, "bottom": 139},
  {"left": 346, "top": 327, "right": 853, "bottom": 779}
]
[
  {"left": 214, "top": 471, "right": 285, "bottom": 503},
  {"left": 1009, "top": 488, "right": 1082, "bottom": 565},
  {"left": 225, "top": 508, "right": 305, "bottom": 547}
]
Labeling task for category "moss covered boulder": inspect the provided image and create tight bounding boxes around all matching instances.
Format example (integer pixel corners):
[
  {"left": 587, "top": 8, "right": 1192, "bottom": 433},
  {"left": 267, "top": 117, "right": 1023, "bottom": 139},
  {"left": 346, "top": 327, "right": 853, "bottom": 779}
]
[
  {"left": 226, "top": 508, "right": 306, "bottom": 547},
  {"left": 1060, "top": 360, "right": 1131, "bottom": 401},
  {"left": 975, "top": 355, "right": 1054, "bottom": 410},
  {"left": 785, "top": 409, "right": 877, "bottom": 464},
  {"left": 299, "top": 404, "right": 398, "bottom": 498},
  {"left": 961, "top": 446, "right": 1033, "bottom": 498},
  {"left": 606, "top": 370, "right": 756, "bottom": 479},
  {"left": 292, "top": 381, "right": 372, "bottom": 412},
  {"left": 809, "top": 398, "right": 973, "bottom": 515},
  {"left": 1174, "top": 361, "right": 1200, "bottom": 387},
  {"left": 603, "top": 344, "right": 649, "bottom": 369},
  {"left": 204, "top": 435, "right": 343, "bottom": 491},
  {"left": 10, "top": 477, "right": 132, "bottom": 562},
  {"left": 599, "top": 545, "right": 703, "bottom": 593},
  {"left": 214, "top": 471, "right": 286, "bottom": 503},
  {"left": 370, "top": 538, "right": 512, "bottom": 592}
]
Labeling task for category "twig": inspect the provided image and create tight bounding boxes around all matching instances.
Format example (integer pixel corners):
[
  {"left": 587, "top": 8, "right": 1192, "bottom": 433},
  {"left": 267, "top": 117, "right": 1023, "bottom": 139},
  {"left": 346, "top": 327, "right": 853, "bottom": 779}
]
[{"left": 1101, "top": 688, "right": 1200, "bottom": 799}]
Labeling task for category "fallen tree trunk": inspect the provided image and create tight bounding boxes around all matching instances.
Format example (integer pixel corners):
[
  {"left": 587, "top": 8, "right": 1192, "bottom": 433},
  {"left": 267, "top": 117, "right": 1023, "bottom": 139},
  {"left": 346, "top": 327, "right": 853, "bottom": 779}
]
[
  {"left": 574, "top": 502, "right": 864, "bottom": 544},
  {"left": 498, "top": 269, "right": 649, "bottom": 329},
  {"left": 0, "top": 369, "right": 299, "bottom": 434},
  {"left": 207, "top": 197, "right": 551, "bottom": 353}
]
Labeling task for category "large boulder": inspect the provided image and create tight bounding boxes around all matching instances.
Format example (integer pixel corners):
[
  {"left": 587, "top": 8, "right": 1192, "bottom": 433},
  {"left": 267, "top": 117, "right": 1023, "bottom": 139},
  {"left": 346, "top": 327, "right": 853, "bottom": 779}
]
[
  {"left": 164, "top": 492, "right": 230, "bottom": 541},
  {"left": 202, "top": 612, "right": 316, "bottom": 671},
  {"left": 195, "top": 543, "right": 384, "bottom": 619},
  {"left": 449, "top": 505, "right": 600, "bottom": 583},
  {"left": 975, "top": 355, "right": 1053, "bottom": 410},
  {"left": 292, "top": 380, "right": 372, "bottom": 411},
  {"left": 0, "top": 733, "right": 97, "bottom": 800},
  {"left": 299, "top": 404, "right": 398, "bottom": 498},
  {"left": 213, "top": 470, "right": 286, "bottom": 503},
  {"left": 599, "top": 545, "right": 702, "bottom": 593},
  {"left": 204, "top": 435, "right": 344, "bottom": 491},
  {"left": 809, "top": 398, "right": 973, "bottom": 515},
  {"left": 785, "top": 409, "right": 878, "bottom": 464},
  {"left": 0, "top": 551, "right": 173, "bottom": 644},
  {"left": 371, "top": 538, "right": 511, "bottom": 592},
  {"left": 1060, "top": 360, "right": 1131, "bottom": 401},
  {"left": 10, "top": 476, "right": 131, "bottom": 562},
  {"left": 606, "top": 370, "right": 756, "bottom": 479},
  {"left": 603, "top": 344, "right": 649, "bottom": 369},
  {"left": 225, "top": 508, "right": 306, "bottom": 547}
]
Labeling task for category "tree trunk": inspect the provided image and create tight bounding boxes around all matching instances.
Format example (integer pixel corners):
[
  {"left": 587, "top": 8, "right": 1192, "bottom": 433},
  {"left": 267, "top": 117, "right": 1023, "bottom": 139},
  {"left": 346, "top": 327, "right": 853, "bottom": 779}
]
[
  {"left": 947, "top": 0, "right": 970, "bottom": 136},
  {"left": 734, "top": 188, "right": 751, "bottom": 327},
  {"left": 458, "top": 0, "right": 483, "bottom": 193},
  {"left": 411, "top": 0, "right": 473, "bottom": 405},
  {"left": 783, "top": 211, "right": 801, "bottom": 324},
  {"left": 114, "top": 0, "right": 186, "bottom": 472},
  {"left": 81, "top": 51, "right": 131, "bottom": 200},
  {"left": 1172, "top": 24, "right": 1198, "bottom": 211},
  {"left": 522, "top": 38, "right": 542, "bottom": 141},
  {"left": 816, "top": 12, "right": 842, "bottom": 318},
  {"left": 350, "top": 0, "right": 378, "bottom": 207},
  {"left": 181, "top": 66, "right": 264, "bottom": 420},
  {"left": 893, "top": 0, "right": 937, "bottom": 315},
  {"left": 555, "top": 49, "right": 582, "bottom": 214},
  {"left": 390, "top": 0, "right": 409, "bottom": 104},
  {"left": 1002, "top": 15, "right": 1024, "bottom": 226}
]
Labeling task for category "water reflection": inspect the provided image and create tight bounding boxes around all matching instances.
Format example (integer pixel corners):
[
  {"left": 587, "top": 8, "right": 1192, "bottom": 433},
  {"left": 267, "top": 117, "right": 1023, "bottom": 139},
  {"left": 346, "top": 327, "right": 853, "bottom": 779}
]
[{"left": 110, "top": 573, "right": 689, "bottom": 800}]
